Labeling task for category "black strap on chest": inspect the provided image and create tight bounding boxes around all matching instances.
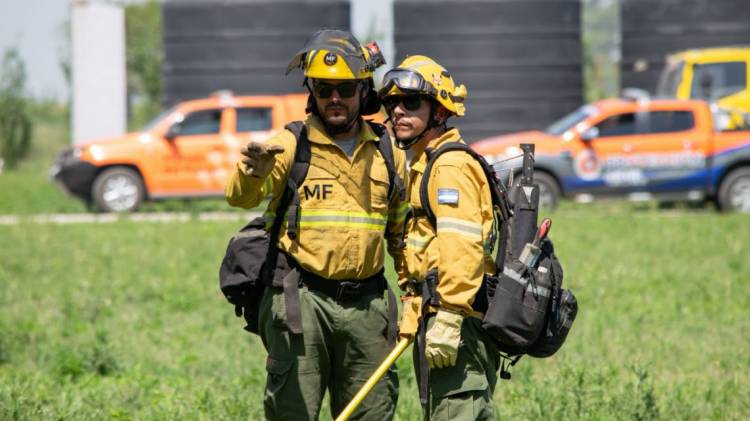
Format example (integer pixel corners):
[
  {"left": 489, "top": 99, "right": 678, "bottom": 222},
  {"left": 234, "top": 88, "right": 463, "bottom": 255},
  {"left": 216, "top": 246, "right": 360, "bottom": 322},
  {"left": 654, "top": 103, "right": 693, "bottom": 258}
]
[{"left": 282, "top": 121, "right": 312, "bottom": 241}]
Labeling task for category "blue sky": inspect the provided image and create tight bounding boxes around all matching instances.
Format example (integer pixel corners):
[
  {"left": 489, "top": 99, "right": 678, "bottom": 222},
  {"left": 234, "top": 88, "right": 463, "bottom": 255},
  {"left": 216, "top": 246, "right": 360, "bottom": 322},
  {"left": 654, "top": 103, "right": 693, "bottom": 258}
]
[
  {"left": 0, "top": 0, "right": 71, "bottom": 101},
  {"left": 0, "top": 0, "right": 387, "bottom": 103}
]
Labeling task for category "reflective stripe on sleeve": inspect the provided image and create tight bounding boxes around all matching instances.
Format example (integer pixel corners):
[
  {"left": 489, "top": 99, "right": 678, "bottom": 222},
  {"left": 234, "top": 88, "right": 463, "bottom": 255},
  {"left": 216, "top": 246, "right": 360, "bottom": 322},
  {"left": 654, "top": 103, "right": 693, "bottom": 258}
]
[
  {"left": 436, "top": 217, "right": 482, "bottom": 241},
  {"left": 406, "top": 235, "right": 431, "bottom": 251}
]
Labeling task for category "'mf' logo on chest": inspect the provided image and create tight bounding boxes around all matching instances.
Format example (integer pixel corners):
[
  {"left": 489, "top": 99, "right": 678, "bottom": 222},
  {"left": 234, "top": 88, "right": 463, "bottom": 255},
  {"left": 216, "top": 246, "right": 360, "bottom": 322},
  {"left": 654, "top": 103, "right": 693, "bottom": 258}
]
[{"left": 304, "top": 184, "right": 333, "bottom": 200}]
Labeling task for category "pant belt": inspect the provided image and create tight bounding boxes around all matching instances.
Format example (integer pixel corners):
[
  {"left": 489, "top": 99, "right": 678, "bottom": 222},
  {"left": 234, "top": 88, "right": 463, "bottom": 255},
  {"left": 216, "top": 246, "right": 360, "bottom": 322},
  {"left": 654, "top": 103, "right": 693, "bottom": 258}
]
[
  {"left": 271, "top": 251, "right": 398, "bottom": 348},
  {"left": 301, "top": 269, "right": 386, "bottom": 302}
]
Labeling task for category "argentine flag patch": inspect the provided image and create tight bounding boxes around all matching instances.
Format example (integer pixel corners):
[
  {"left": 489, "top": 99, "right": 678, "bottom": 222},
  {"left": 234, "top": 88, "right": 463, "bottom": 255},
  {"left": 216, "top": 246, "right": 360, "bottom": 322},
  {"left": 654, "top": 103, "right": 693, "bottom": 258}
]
[{"left": 437, "top": 188, "right": 459, "bottom": 205}]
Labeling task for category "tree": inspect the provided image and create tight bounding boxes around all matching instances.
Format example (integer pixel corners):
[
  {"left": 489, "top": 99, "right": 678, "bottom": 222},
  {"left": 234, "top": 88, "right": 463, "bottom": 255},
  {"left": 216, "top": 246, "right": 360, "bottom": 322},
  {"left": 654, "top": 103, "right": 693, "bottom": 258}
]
[
  {"left": 124, "top": 0, "right": 163, "bottom": 128},
  {"left": 0, "top": 47, "right": 33, "bottom": 170},
  {"left": 582, "top": 0, "right": 620, "bottom": 102}
]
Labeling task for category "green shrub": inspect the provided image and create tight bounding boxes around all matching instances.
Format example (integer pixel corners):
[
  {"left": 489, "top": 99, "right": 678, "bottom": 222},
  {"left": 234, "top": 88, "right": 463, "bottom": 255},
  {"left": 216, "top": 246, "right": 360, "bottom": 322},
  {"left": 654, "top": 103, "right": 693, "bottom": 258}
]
[{"left": 0, "top": 48, "right": 33, "bottom": 170}]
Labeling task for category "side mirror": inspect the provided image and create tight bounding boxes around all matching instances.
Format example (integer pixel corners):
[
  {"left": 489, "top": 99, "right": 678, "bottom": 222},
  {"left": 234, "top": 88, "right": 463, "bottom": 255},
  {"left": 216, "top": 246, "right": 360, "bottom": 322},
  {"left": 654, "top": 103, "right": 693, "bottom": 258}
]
[
  {"left": 581, "top": 126, "right": 599, "bottom": 143},
  {"left": 165, "top": 124, "right": 180, "bottom": 141}
]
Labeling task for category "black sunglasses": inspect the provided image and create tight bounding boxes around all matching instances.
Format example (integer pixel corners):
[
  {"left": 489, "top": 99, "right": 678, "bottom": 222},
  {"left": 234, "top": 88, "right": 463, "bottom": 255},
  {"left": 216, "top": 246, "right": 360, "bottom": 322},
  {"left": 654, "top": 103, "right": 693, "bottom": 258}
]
[
  {"left": 312, "top": 81, "right": 360, "bottom": 99},
  {"left": 383, "top": 95, "right": 424, "bottom": 112}
]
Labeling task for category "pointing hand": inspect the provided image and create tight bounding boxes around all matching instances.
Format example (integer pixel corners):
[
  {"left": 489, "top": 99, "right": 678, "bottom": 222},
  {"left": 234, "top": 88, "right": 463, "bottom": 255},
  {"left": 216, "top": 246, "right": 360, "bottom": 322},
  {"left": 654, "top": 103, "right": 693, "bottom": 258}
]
[{"left": 241, "top": 142, "right": 285, "bottom": 178}]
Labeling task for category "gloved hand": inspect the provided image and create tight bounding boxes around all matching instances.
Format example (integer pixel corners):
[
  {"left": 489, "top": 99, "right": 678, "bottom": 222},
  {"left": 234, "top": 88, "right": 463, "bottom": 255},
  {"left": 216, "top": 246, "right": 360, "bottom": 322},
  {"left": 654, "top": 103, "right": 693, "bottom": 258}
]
[
  {"left": 398, "top": 295, "right": 421, "bottom": 339},
  {"left": 425, "top": 310, "right": 463, "bottom": 369},
  {"left": 241, "top": 141, "right": 285, "bottom": 178}
]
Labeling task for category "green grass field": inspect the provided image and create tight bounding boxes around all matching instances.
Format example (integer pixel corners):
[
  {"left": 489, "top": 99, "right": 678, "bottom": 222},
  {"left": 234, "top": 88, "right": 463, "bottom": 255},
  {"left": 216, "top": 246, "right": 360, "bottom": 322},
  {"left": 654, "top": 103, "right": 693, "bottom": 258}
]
[
  {"left": 1, "top": 208, "right": 748, "bottom": 420},
  {"left": 1, "top": 107, "right": 749, "bottom": 419}
]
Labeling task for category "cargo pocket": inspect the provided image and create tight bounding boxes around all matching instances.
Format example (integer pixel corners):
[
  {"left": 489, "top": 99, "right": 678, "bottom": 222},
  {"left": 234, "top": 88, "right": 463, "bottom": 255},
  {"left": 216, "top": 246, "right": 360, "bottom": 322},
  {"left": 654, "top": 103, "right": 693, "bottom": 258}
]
[
  {"left": 433, "top": 389, "right": 493, "bottom": 421},
  {"left": 431, "top": 371, "right": 488, "bottom": 400},
  {"left": 369, "top": 164, "right": 390, "bottom": 213},
  {"left": 264, "top": 357, "right": 294, "bottom": 414}
]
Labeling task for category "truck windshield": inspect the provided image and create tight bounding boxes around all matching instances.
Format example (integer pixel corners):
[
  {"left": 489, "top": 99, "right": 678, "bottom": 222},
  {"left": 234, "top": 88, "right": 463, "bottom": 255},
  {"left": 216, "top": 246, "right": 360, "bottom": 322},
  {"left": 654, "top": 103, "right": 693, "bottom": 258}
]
[
  {"left": 545, "top": 105, "right": 596, "bottom": 136},
  {"left": 690, "top": 61, "right": 747, "bottom": 100},
  {"left": 142, "top": 106, "right": 178, "bottom": 131},
  {"left": 657, "top": 60, "right": 685, "bottom": 97}
]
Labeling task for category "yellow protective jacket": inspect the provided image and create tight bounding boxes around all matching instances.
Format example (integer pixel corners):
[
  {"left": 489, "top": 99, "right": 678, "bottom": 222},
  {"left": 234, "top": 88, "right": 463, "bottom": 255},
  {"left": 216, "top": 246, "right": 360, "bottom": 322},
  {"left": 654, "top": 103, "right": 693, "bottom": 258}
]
[
  {"left": 225, "top": 114, "right": 409, "bottom": 281},
  {"left": 400, "top": 128, "right": 496, "bottom": 336}
]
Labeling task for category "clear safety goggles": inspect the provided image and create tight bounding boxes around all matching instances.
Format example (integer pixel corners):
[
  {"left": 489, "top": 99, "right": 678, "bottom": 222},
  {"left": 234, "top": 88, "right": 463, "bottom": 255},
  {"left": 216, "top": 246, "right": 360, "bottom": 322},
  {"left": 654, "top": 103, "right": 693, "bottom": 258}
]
[{"left": 379, "top": 69, "right": 438, "bottom": 97}]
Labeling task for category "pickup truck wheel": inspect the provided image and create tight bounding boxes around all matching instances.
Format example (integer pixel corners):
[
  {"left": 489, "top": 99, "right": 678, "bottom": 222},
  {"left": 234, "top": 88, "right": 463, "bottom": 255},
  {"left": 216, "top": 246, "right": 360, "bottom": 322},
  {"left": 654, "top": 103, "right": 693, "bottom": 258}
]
[
  {"left": 91, "top": 167, "right": 145, "bottom": 212},
  {"left": 718, "top": 168, "right": 750, "bottom": 213},
  {"left": 535, "top": 172, "right": 561, "bottom": 211}
]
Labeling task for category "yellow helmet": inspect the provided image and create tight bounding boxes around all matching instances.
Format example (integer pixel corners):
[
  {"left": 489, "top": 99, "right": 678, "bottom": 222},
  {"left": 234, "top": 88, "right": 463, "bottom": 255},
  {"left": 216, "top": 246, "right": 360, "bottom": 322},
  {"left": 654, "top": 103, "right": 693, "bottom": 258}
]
[
  {"left": 286, "top": 29, "right": 384, "bottom": 81},
  {"left": 379, "top": 55, "right": 467, "bottom": 116},
  {"left": 302, "top": 47, "right": 372, "bottom": 80}
]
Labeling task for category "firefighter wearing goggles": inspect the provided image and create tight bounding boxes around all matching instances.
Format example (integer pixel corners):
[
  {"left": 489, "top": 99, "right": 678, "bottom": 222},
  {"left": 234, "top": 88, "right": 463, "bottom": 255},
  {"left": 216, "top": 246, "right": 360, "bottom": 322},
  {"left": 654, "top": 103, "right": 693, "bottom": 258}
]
[
  {"left": 225, "top": 30, "right": 408, "bottom": 420},
  {"left": 380, "top": 56, "right": 500, "bottom": 419},
  {"left": 379, "top": 55, "right": 467, "bottom": 149}
]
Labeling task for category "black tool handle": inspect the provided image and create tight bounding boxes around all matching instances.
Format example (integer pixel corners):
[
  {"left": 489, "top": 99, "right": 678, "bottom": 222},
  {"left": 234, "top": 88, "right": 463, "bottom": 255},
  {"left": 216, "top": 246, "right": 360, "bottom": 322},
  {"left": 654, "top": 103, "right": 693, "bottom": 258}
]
[{"left": 510, "top": 144, "right": 539, "bottom": 258}]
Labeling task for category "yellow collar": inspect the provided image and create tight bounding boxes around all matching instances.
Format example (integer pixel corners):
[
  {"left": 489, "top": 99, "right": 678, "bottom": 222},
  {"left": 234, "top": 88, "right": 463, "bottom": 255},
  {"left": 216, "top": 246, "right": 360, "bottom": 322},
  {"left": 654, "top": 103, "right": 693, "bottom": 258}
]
[{"left": 410, "top": 127, "right": 464, "bottom": 170}]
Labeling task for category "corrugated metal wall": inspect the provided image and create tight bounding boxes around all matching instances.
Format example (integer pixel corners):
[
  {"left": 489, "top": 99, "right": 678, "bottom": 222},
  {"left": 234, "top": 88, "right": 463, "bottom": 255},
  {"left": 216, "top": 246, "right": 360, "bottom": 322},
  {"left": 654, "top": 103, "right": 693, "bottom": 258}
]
[
  {"left": 621, "top": 0, "right": 750, "bottom": 93},
  {"left": 162, "top": 0, "right": 350, "bottom": 105},
  {"left": 393, "top": 0, "right": 583, "bottom": 141}
]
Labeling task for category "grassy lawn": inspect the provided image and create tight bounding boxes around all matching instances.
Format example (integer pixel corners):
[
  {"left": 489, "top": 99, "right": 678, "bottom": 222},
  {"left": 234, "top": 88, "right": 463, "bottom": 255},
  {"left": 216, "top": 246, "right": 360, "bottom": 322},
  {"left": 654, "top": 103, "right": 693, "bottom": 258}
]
[
  {"left": 1, "top": 208, "right": 748, "bottom": 419},
  {"left": 2, "top": 106, "right": 747, "bottom": 418}
]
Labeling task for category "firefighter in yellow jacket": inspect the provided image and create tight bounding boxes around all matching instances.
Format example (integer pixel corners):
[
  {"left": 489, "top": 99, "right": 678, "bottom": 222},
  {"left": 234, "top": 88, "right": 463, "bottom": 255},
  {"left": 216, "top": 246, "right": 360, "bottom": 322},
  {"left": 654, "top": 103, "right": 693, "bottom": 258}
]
[
  {"left": 379, "top": 56, "right": 500, "bottom": 419},
  {"left": 226, "top": 30, "right": 409, "bottom": 420}
]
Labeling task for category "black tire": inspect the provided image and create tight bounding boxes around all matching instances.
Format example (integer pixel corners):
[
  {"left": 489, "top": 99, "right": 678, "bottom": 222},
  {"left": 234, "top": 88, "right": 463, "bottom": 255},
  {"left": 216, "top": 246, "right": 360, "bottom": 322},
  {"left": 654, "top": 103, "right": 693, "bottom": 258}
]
[
  {"left": 91, "top": 167, "right": 145, "bottom": 212},
  {"left": 536, "top": 172, "right": 562, "bottom": 211},
  {"left": 717, "top": 167, "right": 750, "bottom": 213}
]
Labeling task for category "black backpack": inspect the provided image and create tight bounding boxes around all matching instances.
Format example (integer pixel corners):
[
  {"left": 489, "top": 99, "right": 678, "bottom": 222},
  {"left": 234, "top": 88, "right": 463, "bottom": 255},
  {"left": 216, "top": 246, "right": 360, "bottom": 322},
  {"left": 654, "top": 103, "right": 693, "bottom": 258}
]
[
  {"left": 219, "top": 120, "right": 401, "bottom": 334},
  {"left": 419, "top": 141, "right": 578, "bottom": 378}
]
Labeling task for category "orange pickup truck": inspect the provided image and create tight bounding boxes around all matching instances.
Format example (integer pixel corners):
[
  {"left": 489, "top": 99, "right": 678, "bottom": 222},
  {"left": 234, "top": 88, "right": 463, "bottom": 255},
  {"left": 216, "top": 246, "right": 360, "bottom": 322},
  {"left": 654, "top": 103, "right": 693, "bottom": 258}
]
[
  {"left": 51, "top": 92, "right": 308, "bottom": 211},
  {"left": 472, "top": 97, "right": 750, "bottom": 212}
]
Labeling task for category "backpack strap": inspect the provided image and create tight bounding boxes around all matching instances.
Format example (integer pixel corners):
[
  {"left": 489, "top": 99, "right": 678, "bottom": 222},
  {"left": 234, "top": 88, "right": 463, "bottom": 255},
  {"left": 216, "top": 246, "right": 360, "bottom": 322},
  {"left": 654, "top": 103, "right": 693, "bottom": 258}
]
[
  {"left": 260, "top": 121, "right": 311, "bottom": 335},
  {"left": 367, "top": 121, "right": 404, "bottom": 203},
  {"left": 281, "top": 121, "right": 311, "bottom": 240}
]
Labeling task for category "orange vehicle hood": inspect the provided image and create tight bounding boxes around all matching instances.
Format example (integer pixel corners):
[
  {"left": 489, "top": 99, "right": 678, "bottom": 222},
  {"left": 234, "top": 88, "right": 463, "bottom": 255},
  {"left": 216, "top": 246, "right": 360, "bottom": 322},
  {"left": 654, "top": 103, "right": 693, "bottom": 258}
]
[
  {"left": 471, "top": 130, "right": 564, "bottom": 160},
  {"left": 78, "top": 132, "right": 145, "bottom": 149}
]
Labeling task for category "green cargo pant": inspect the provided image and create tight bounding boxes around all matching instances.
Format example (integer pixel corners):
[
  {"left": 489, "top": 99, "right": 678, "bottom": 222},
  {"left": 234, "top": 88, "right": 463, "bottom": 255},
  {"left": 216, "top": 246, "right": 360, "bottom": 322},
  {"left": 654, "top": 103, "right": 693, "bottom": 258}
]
[
  {"left": 259, "top": 285, "right": 398, "bottom": 420},
  {"left": 415, "top": 317, "right": 500, "bottom": 420}
]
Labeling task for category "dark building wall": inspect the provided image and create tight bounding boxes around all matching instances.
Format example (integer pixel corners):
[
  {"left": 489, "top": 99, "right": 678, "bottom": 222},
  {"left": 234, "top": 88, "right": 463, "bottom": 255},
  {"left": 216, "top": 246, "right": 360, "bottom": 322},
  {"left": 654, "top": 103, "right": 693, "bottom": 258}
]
[
  {"left": 621, "top": 0, "right": 750, "bottom": 94},
  {"left": 394, "top": 0, "right": 583, "bottom": 141},
  {"left": 162, "top": 0, "right": 350, "bottom": 105}
]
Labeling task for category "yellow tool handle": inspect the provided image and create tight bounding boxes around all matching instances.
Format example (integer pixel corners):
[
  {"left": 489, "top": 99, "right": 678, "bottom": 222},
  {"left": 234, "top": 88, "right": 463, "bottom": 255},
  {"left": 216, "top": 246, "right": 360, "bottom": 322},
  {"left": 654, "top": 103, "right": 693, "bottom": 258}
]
[{"left": 335, "top": 337, "right": 412, "bottom": 421}]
